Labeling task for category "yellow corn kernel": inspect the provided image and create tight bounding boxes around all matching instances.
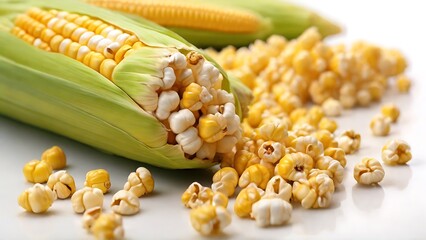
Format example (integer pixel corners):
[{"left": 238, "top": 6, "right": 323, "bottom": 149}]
[
  {"left": 277, "top": 92, "right": 302, "bottom": 114},
  {"left": 381, "top": 103, "right": 400, "bottom": 123},
  {"left": 211, "top": 167, "right": 238, "bottom": 197},
  {"left": 337, "top": 129, "right": 361, "bottom": 154},
  {"left": 211, "top": 191, "right": 229, "bottom": 208},
  {"left": 321, "top": 98, "right": 342, "bottom": 117},
  {"left": 41, "top": 146, "right": 66, "bottom": 170},
  {"left": 291, "top": 122, "right": 316, "bottom": 137},
  {"left": 315, "top": 156, "right": 344, "bottom": 185},
  {"left": 313, "top": 129, "right": 338, "bottom": 149},
  {"left": 255, "top": 119, "right": 288, "bottom": 142},
  {"left": 233, "top": 150, "right": 261, "bottom": 176},
  {"left": 234, "top": 183, "right": 263, "bottom": 218},
  {"left": 382, "top": 139, "right": 412, "bottom": 165},
  {"left": 275, "top": 152, "right": 313, "bottom": 182},
  {"left": 47, "top": 170, "right": 76, "bottom": 199},
  {"left": 263, "top": 176, "right": 292, "bottom": 202},
  {"left": 71, "top": 187, "right": 104, "bottom": 213},
  {"left": 18, "top": 183, "right": 56, "bottom": 213},
  {"left": 306, "top": 106, "right": 324, "bottom": 127},
  {"left": 91, "top": 213, "right": 125, "bottom": 240},
  {"left": 292, "top": 50, "right": 313, "bottom": 75},
  {"left": 339, "top": 82, "right": 356, "bottom": 109},
  {"left": 396, "top": 74, "right": 411, "bottom": 93},
  {"left": 289, "top": 108, "right": 307, "bottom": 124},
  {"left": 353, "top": 157, "right": 385, "bottom": 185},
  {"left": 292, "top": 173, "right": 335, "bottom": 209},
  {"left": 189, "top": 205, "right": 231, "bottom": 235},
  {"left": 181, "top": 182, "right": 214, "bottom": 209},
  {"left": 291, "top": 135, "right": 324, "bottom": 159},
  {"left": 368, "top": 80, "right": 385, "bottom": 101},
  {"left": 318, "top": 117, "right": 338, "bottom": 133},
  {"left": 198, "top": 114, "right": 227, "bottom": 143},
  {"left": 251, "top": 197, "right": 292, "bottom": 227},
  {"left": 356, "top": 89, "right": 372, "bottom": 107},
  {"left": 247, "top": 102, "right": 267, "bottom": 128},
  {"left": 84, "top": 169, "right": 111, "bottom": 194},
  {"left": 238, "top": 164, "right": 271, "bottom": 189},
  {"left": 22, "top": 160, "right": 52, "bottom": 183},
  {"left": 110, "top": 190, "right": 140, "bottom": 215},
  {"left": 370, "top": 114, "right": 391, "bottom": 136},
  {"left": 123, "top": 167, "right": 154, "bottom": 197},
  {"left": 324, "top": 147, "right": 347, "bottom": 167},
  {"left": 82, "top": 206, "right": 102, "bottom": 231}
]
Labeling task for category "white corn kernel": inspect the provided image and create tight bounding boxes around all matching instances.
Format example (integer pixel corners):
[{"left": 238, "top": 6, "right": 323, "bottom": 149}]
[
  {"left": 111, "top": 190, "right": 140, "bottom": 215},
  {"left": 47, "top": 170, "right": 76, "bottom": 199},
  {"left": 251, "top": 198, "right": 292, "bottom": 227},
  {"left": 181, "top": 182, "right": 213, "bottom": 209},
  {"left": 263, "top": 176, "right": 292, "bottom": 202},
  {"left": 123, "top": 167, "right": 154, "bottom": 197},
  {"left": 189, "top": 205, "right": 231, "bottom": 235},
  {"left": 71, "top": 187, "right": 104, "bottom": 213},
  {"left": 18, "top": 183, "right": 56, "bottom": 213},
  {"left": 155, "top": 91, "right": 180, "bottom": 120},
  {"left": 162, "top": 67, "right": 176, "bottom": 90},
  {"left": 82, "top": 206, "right": 102, "bottom": 231},
  {"left": 292, "top": 174, "right": 335, "bottom": 209},
  {"left": 176, "top": 127, "right": 203, "bottom": 155},
  {"left": 370, "top": 114, "right": 391, "bottom": 136},
  {"left": 211, "top": 167, "right": 238, "bottom": 197},
  {"left": 315, "top": 156, "right": 344, "bottom": 185},
  {"left": 382, "top": 139, "right": 412, "bottom": 165},
  {"left": 337, "top": 130, "right": 361, "bottom": 154},
  {"left": 257, "top": 141, "right": 285, "bottom": 164},
  {"left": 354, "top": 157, "right": 385, "bottom": 185},
  {"left": 322, "top": 98, "right": 342, "bottom": 117}
]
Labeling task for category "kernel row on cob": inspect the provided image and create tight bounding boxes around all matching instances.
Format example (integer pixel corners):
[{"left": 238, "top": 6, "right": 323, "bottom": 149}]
[
  {"left": 0, "top": 0, "right": 252, "bottom": 169},
  {"left": 83, "top": 0, "right": 341, "bottom": 48}
]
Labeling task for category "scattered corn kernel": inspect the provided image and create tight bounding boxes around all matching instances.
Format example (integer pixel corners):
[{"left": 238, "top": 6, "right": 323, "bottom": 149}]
[
  {"left": 381, "top": 103, "right": 400, "bottom": 123},
  {"left": 337, "top": 129, "right": 361, "bottom": 154},
  {"left": 292, "top": 173, "right": 335, "bottom": 209},
  {"left": 211, "top": 192, "right": 229, "bottom": 208},
  {"left": 189, "top": 205, "right": 231, "bottom": 236},
  {"left": 123, "top": 167, "right": 154, "bottom": 197},
  {"left": 322, "top": 98, "right": 342, "bottom": 117},
  {"left": 82, "top": 206, "right": 102, "bottom": 231},
  {"left": 382, "top": 139, "right": 412, "bottom": 165},
  {"left": 233, "top": 150, "right": 261, "bottom": 175},
  {"left": 396, "top": 74, "right": 411, "bottom": 93},
  {"left": 291, "top": 136, "right": 324, "bottom": 159},
  {"left": 275, "top": 152, "right": 313, "bottom": 181},
  {"left": 17, "top": 183, "right": 56, "bottom": 213},
  {"left": 263, "top": 176, "right": 292, "bottom": 201},
  {"left": 46, "top": 170, "right": 76, "bottom": 199},
  {"left": 71, "top": 187, "right": 104, "bottom": 213},
  {"left": 234, "top": 183, "right": 264, "bottom": 218},
  {"left": 41, "top": 146, "right": 66, "bottom": 170},
  {"left": 370, "top": 114, "right": 391, "bottom": 136},
  {"left": 91, "top": 213, "right": 124, "bottom": 240},
  {"left": 211, "top": 167, "right": 238, "bottom": 197},
  {"left": 110, "top": 190, "right": 140, "bottom": 215},
  {"left": 313, "top": 129, "right": 338, "bottom": 149},
  {"left": 315, "top": 156, "right": 344, "bottom": 185},
  {"left": 251, "top": 198, "right": 292, "bottom": 227},
  {"left": 324, "top": 147, "right": 347, "bottom": 167},
  {"left": 181, "top": 182, "right": 213, "bottom": 209},
  {"left": 85, "top": 169, "right": 111, "bottom": 194},
  {"left": 22, "top": 159, "right": 52, "bottom": 183},
  {"left": 353, "top": 157, "right": 385, "bottom": 185},
  {"left": 257, "top": 141, "right": 285, "bottom": 164},
  {"left": 318, "top": 117, "right": 338, "bottom": 133},
  {"left": 238, "top": 164, "right": 271, "bottom": 189}
]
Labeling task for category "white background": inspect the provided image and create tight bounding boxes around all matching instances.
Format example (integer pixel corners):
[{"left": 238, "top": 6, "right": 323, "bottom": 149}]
[{"left": 1, "top": 0, "right": 426, "bottom": 239}]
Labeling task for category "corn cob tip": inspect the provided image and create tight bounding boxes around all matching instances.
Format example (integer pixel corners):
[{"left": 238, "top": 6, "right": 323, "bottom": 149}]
[{"left": 310, "top": 13, "right": 341, "bottom": 38}]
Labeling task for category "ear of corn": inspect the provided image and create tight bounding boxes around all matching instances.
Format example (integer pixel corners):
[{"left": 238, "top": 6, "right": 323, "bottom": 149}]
[
  {"left": 0, "top": 0, "right": 251, "bottom": 169},
  {"left": 83, "top": 0, "right": 340, "bottom": 48}
]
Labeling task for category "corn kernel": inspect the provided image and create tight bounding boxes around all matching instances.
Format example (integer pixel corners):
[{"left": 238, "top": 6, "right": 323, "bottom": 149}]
[
  {"left": 292, "top": 173, "right": 335, "bottom": 209},
  {"left": 211, "top": 191, "right": 229, "bottom": 208},
  {"left": 395, "top": 74, "right": 411, "bottom": 93},
  {"left": 123, "top": 167, "right": 154, "bottom": 197},
  {"left": 23, "top": 159, "right": 52, "bottom": 183},
  {"left": 211, "top": 167, "right": 238, "bottom": 197},
  {"left": 322, "top": 98, "right": 342, "bottom": 117},
  {"left": 255, "top": 119, "right": 288, "bottom": 142},
  {"left": 381, "top": 103, "right": 400, "bottom": 123},
  {"left": 234, "top": 183, "right": 263, "bottom": 218},
  {"left": 71, "top": 187, "right": 104, "bottom": 213},
  {"left": 275, "top": 152, "right": 313, "bottom": 182},
  {"left": 318, "top": 117, "right": 338, "bottom": 133},
  {"left": 189, "top": 205, "right": 231, "bottom": 235},
  {"left": 233, "top": 150, "right": 260, "bottom": 176},
  {"left": 18, "top": 183, "right": 56, "bottom": 213},
  {"left": 251, "top": 198, "right": 292, "bottom": 227},
  {"left": 111, "top": 190, "right": 140, "bottom": 215},
  {"left": 356, "top": 89, "right": 372, "bottom": 107},
  {"left": 82, "top": 206, "right": 102, "bottom": 231},
  {"left": 47, "top": 170, "right": 76, "bottom": 199},
  {"left": 238, "top": 164, "right": 271, "bottom": 189},
  {"left": 337, "top": 130, "right": 361, "bottom": 154},
  {"left": 257, "top": 141, "right": 285, "bottom": 164},
  {"left": 91, "top": 213, "right": 124, "bottom": 240},
  {"left": 291, "top": 135, "right": 324, "bottom": 159},
  {"left": 181, "top": 182, "right": 213, "bottom": 209},
  {"left": 313, "top": 129, "right": 338, "bottom": 149},
  {"left": 315, "top": 156, "right": 344, "bottom": 185},
  {"left": 84, "top": 169, "right": 111, "bottom": 194},
  {"left": 263, "top": 176, "right": 292, "bottom": 202},
  {"left": 41, "top": 146, "right": 66, "bottom": 170},
  {"left": 370, "top": 114, "right": 391, "bottom": 136},
  {"left": 324, "top": 147, "right": 347, "bottom": 167},
  {"left": 382, "top": 139, "right": 412, "bottom": 165},
  {"left": 354, "top": 157, "right": 385, "bottom": 185}
]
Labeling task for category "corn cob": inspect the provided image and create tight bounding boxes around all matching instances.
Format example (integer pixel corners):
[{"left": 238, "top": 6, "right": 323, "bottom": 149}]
[
  {"left": 83, "top": 0, "right": 340, "bottom": 48},
  {"left": 0, "top": 0, "right": 251, "bottom": 169}
]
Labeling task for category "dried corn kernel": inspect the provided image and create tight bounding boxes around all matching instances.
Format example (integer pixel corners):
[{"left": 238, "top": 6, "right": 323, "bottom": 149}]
[
  {"left": 381, "top": 103, "right": 400, "bottom": 123},
  {"left": 318, "top": 117, "right": 338, "bottom": 133},
  {"left": 353, "top": 157, "right": 385, "bottom": 185},
  {"left": 370, "top": 114, "right": 391, "bottom": 136},
  {"left": 315, "top": 156, "right": 344, "bottom": 185},
  {"left": 41, "top": 146, "right": 66, "bottom": 170},
  {"left": 382, "top": 139, "right": 412, "bottom": 165},
  {"left": 111, "top": 190, "right": 140, "bottom": 215},
  {"left": 123, "top": 167, "right": 154, "bottom": 197},
  {"left": 47, "top": 170, "right": 76, "bottom": 199},
  {"left": 22, "top": 160, "right": 52, "bottom": 183},
  {"left": 396, "top": 74, "right": 411, "bottom": 93},
  {"left": 85, "top": 169, "right": 111, "bottom": 194},
  {"left": 313, "top": 129, "right": 338, "bottom": 149},
  {"left": 337, "top": 130, "right": 361, "bottom": 154},
  {"left": 257, "top": 141, "right": 285, "bottom": 164},
  {"left": 91, "top": 213, "right": 124, "bottom": 240},
  {"left": 238, "top": 164, "right": 271, "bottom": 189},
  {"left": 251, "top": 198, "right": 292, "bottom": 227},
  {"left": 82, "top": 206, "right": 102, "bottom": 231},
  {"left": 189, "top": 205, "right": 231, "bottom": 235},
  {"left": 322, "top": 98, "right": 342, "bottom": 117},
  {"left": 292, "top": 135, "right": 324, "bottom": 159},
  {"left": 234, "top": 150, "right": 261, "bottom": 176},
  {"left": 211, "top": 167, "right": 238, "bottom": 197},
  {"left": 181, "top": 182, "right": 213, "bottom": 209},
  {"left": 211, "top": 192, "right": 229, "bottom": 208},
  {"left": 255, "top": 119, "right": 288, "bottom": 142},
  {"left": 234, "top": 183, "right": 264, "bottom": 218},
  {"left": 263, "top": 176, "right": 292, "bottom": 201},
  {"left": 71, "top": 187, "right": 104, "bottom": 213},
  {"left": 324, "top": 147, "right": 347, "bottom": 167},
  {"left": 275, "top": 152, "right": 313, "bottom": 182},
  {"left": 18, "top": 183, "right": 56, "bottom": 213},
  {"left": 292, "top": 173, "right": 335, "bottom": 209}
]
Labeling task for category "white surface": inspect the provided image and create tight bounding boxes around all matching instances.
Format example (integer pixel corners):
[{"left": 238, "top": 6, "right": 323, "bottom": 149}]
[{"left": 1, "top": 0, "right": 426, "bottom": 239}]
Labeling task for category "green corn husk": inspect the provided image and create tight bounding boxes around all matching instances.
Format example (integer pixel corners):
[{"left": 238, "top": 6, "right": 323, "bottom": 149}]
[
  {"left": 0, "top": 0, "right": 252, "bottom": 169},
  {"left": 83, "top": 0, "right": 340, "bottom": 48}
]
